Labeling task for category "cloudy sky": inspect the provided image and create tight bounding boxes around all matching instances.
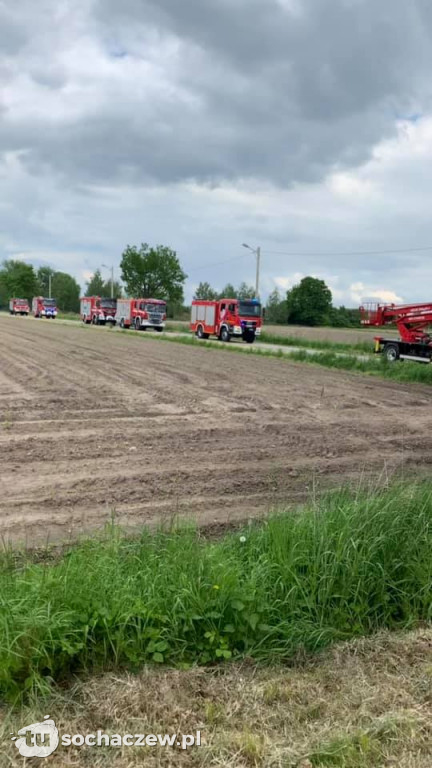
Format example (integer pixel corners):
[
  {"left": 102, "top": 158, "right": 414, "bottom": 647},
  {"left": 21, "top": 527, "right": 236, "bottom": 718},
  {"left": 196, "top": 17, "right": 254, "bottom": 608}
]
[{"left": 2, "top": 0, "right": 432, "bottom": 305}]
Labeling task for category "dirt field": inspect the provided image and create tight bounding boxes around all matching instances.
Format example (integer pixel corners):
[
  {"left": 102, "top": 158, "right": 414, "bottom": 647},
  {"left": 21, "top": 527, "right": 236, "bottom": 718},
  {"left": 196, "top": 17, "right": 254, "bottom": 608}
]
[{"left": 1, "top": 315, "right": 431, "bottom": 545}]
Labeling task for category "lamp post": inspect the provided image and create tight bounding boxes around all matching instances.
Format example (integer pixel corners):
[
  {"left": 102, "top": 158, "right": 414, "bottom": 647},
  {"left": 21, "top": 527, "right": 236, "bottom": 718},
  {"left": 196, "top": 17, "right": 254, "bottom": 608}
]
[
  {"left": 101, "top": 264, "right": 114, "bottom": 299},
  {"left": 242, "top": 243, "right": 261, "bottom": 298}
]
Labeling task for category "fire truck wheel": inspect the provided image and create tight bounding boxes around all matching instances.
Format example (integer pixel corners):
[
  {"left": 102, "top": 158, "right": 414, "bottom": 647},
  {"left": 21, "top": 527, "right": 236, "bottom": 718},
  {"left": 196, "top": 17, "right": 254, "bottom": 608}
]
[
  {"left": 220, "top": 326, "right": 231, "bottom": 343},
  {"left": 135, "top": 318, "right": 141, "bottom": 331},
  {"left": 196, "top": 325, "right": 205, "bottom": 339},
  {"left": 119, "top": 318, "right": 125, "bottom": 329},
  {"left": 384, "top": 343, "right": 399, "bottom": 362}
]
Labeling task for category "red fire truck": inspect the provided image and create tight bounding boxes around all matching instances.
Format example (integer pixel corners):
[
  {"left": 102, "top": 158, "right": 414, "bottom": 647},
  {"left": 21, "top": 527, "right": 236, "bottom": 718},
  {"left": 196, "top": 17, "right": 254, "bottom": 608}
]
[
  {"left": 115, "top": 298, "right": 166, "bottom": 331},
  {"left": 190, "top": 298, "right": 262, "bottom": 343},
  {"left": 80, "top": 296, "right": 117, "bottom": 325},
  {"left": 9, "top": 298, "right": 29, "bottom": 316},
  {"left": 32, "top": 297, "right": 57, "bottom": 318}
]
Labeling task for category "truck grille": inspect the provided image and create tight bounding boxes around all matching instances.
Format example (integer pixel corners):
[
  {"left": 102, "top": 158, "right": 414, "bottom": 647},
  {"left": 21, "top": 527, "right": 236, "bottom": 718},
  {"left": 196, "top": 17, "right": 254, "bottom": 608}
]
[{"left": 149, "top": 313, "right": 163, "bottom": 324}]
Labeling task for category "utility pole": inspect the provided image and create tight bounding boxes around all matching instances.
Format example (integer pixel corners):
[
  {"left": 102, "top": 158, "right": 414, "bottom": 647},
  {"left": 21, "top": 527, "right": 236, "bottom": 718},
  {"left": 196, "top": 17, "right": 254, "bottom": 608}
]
[
  {"left": 255, "top": 246, "right": 261, "bottom": 299},
  {"left": 49, "top": 273, "right": 52, "bottom": 299},
  {"left": 242, "top": 243, "right": 261, "bottom": 298},
  {"left": 102, "top": 264, "right": 115, "bottom": 298}
]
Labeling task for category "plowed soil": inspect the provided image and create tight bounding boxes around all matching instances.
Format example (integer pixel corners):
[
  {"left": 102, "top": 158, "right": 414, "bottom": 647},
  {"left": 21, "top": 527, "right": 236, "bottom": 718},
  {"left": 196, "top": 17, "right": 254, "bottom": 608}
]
[{"left": 1, "top": 315, "right": 431, "bottom": 545}]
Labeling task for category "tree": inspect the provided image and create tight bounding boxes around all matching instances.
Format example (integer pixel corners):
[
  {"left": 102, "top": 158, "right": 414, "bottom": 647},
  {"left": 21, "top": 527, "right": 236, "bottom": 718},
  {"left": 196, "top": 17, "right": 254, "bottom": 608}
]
[
  {"left": 237, "top": 282, "right": 256, "bottom": 300},
  {"left": 328, "top": 306, "right": 360, "bottom": 327},
  {"left": 85, "top": 269, "right": 105, "bottom": 297},
  {"left": 286, "top": 277, "right": 332, "bottom": 326},
  {"left": 0, "top": 273, "right": 7, "bottom": 308},
  {"left": 85, "top": 269, "right": 122, "bottom": 298},
  {"left": 219, "top": 283, "right": 237, "bottom": 299},
  {"left": 37, "top": 266, "right": 55, "bottom": 295},
  {"left": 103, "top": 279, "right": 123, "bottom": 298},
  {"left": 51, "top": 272, "right": 81, "bottom": 312},
  {"left": 194, "top": 281, "right": 218, "bottom": 300},
  {"left": 0, "top": 260, "right": 38, "bottom": 303},
  {"left": 266, "top": 288, "right": 288, "bottom": 324},
  {"left": 120, "top": 244, "right": 187, "bottom": 304}
]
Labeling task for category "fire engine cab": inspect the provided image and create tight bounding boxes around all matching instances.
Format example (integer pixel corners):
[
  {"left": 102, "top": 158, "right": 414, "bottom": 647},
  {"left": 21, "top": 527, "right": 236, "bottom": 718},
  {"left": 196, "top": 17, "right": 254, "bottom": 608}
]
[
  {"left": 191, "top": 298, "right": 262, "bottom": 343},
  {"left": 9, "top": 298, "right": 29, "bottom": 316},
  {"left": 32, "top": 297, "right": 57, "bottom": 318},
  {"left": 115, "top": 298, "right": 166, "bottom": 331},
  {"left": 80, "top": 296, "right": 117, "bottom": 325}
]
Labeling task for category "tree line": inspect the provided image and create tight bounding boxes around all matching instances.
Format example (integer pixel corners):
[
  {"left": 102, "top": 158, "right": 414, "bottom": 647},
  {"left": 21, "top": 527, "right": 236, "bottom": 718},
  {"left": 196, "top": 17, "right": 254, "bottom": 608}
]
[
  {"left": 193, "top": 281, "right": 256, "bottom": 301},
  {"left": 0, "top": 244, "right": 188, "bottom": 315},
  {"left": 197, "top": 276, "right": 360, "bottom": 327},
  {"left": 0, "top": 246, "right": 359, "bottom": 327},
  {"left": 0, "top": 262, "right": 123, "bottom": 314},
  {"left": 0, "top": 262, "right": 82, "bottom": 313}
]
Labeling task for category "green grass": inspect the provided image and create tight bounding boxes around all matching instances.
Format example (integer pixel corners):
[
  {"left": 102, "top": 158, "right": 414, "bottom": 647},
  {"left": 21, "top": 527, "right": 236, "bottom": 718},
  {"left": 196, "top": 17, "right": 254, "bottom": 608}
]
[
  {"left": 56, "top": 311, "right": 80, "bottom": 321},
  {"left": 259, "top": 330, "right": 373, "bottom": 354},
  {"left": 1, "top": 481, "right": 432, "bottom": 701},
  {"left": 286, "top": 348, "right": 432, "bottom": 383}
]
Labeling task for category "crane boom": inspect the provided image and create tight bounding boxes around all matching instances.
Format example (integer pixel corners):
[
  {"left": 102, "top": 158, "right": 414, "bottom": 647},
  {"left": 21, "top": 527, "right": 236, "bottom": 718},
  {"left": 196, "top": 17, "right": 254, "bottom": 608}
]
[{"left": 359, "top": 301, "right": 432, "bottom": 362}]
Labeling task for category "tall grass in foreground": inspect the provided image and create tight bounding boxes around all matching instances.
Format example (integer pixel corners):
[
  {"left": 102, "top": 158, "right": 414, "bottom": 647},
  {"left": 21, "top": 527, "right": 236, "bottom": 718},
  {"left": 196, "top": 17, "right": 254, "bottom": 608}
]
[{"left": 1, "top": 482, "right": 432, "bottom": 701}]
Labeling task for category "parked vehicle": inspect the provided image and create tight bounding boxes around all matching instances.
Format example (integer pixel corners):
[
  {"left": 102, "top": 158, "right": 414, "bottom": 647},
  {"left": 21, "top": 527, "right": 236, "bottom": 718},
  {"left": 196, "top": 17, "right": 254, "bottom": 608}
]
[
  {"left": 32, "top": 297, "right": 57, "bottom": 318},
  {"left": 360, "top": 301, "right": 432, "bottom": 362},
  {"left": 9, "top": 298, "right": 29, "bottom": 316},
  {"left": 190, "top": 298, "right": 262, "bottom": 343},
  {"left": 80, "top": 296, "right": 117, "bottom": 325},
  {"left": 115, "top": 298, "right": 166, "bottom": 331}
]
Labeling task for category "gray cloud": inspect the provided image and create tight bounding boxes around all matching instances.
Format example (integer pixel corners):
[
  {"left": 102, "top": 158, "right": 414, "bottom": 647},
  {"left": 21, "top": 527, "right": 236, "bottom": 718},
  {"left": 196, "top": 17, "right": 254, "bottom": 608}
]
[
  {"left": 2, "top": 0, "right": 432, "bottom": 304},
  {"left": 2, "top": 0, "right": 432, "bottom": 187}
]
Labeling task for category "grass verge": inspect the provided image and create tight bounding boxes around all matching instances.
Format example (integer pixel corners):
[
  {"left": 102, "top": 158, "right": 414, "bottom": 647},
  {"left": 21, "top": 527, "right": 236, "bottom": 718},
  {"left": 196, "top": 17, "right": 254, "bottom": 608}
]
[
  {"left": 1, "top": 482, "right": 432, "bottom": 702},
  {"left": 284, "top": 348, "right": 432, "bottom": 383},
  {"left": 164, "top": 323, "right": 374, "bottom": 354},
  {"left": 56, "top": 311, "right": 81, "bottom": 322},
  {"left": 259, "top": 330, "right": 372, "bottom": 354}
]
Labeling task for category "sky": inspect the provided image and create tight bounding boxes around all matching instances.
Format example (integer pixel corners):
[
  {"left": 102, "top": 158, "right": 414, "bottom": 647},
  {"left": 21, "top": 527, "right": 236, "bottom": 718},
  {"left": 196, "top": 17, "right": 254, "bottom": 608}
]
[{"left": 2, "top": 0, "right": 432, "bottom": 305}]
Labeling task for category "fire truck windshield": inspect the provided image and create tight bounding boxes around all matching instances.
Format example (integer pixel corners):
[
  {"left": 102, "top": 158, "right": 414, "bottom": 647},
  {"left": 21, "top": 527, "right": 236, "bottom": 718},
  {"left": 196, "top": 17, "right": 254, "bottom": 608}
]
[
  {"left": 143, "top": 302, "right": 166, "bottom": 312},
  {"left": 101, "top": 299, "right": 117, "bottom": 309},
  {"left": 238, "top": 301, "right": 261, "bottom": 318},
  {"left": 43, "top": 299, "right": 56, "bottom": 306}
]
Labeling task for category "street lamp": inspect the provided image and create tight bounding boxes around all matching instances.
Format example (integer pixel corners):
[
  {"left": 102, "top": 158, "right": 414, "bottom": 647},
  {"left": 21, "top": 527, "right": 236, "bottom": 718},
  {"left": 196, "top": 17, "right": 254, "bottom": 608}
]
[
  {"left": 242, "top": 243, "right": 261, "bottom": 298},
  {"left": 101, "top": 263, "right": 115, "bottom": 299}
]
